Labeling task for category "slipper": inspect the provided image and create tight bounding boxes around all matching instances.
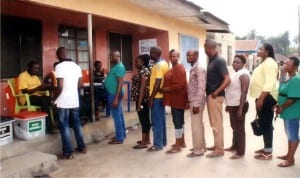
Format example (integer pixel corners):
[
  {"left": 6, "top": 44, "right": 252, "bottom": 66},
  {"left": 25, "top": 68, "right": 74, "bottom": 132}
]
[
  {"left": 277, "top": 161, "right": 295, "bottom": 167},
  {"left": 254, "top": 153, "right": 272, "bottom": 160},
  {"left": 230, "top": 154, "right": 243, "bottom": 159},
  {"left": 224, "top": 147, "right": 236, "bottom": 152},
  {"left": 171, "top": 143, "right": 186, "bottom": 148},
  {"left": 147, "top": 146, "right": 162, "bottom": 152},
  {"left": 75, "top": 147, "right": 87, "bottom": 154},
  {"left": 133, "top": 144, "right": 148, "bottom": 149},
  {"left": 254, "top": 149, "right": 264, "bottom": 154},
  {"left": 137, "top": 140, "right": 151, "bottom": 145},
  {"left": 108, "top": 140, "right": 123, "bottom": 144},
  {"left": 206, "top": 151, "right": 224, "bottom": 158},
  {"left": 57, "top": 153, "right": 74, "bottom": 160},
  {"left": 166, "top": 148, "right": 181, "bottom": 154},
  {"left": 277, "top": 155, "right": 287, "bottom": 160},
  {"left": 186, "top": 152, "right": 203, "bottom": 158}
]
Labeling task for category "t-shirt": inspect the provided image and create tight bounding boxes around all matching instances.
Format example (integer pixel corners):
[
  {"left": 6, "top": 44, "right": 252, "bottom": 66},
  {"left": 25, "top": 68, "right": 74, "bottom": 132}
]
[
  {"left": 225, "top": 68, "right": 250, "bottom": 106},
  {"left": 18, "top": 70, "right": 42, "bottom": 105},
  {"left": 149, "top": 59, "right": 169, "bottom": 99},
  {"left": 104, "top": 62, "right": 126, "bottom": 95},
  {"left": 278, "top": 74, "right": 300, "bottom": 120},
  {"left": 206, "top": 55, "right": 229, "bottom": 96},
  {"left": 55, "top": 61, "right": 82, "bottom": 108}
]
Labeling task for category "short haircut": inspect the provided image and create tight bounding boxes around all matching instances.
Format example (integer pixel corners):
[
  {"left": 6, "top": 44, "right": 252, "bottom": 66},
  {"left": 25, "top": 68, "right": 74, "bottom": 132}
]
[
  {"left": 205, "top": 39, "right": 217, "bottom": 48},
  {"left": 27, "top": 60, "right": 39, "bottom": 69},
  {"left": 234, "top": 54, "right": 247, "bottom": 64},
  {"left": 56, "top": 47, "right": 66, "bottom": 57},
  {"left": 94, "top": 60, "right": 102, "bottom": 67},
  {"left": 289, "top": 56, "right": 299, "bottom": 67},
  {"left": 169, "top": 49, "right": 180, "bottom": 56}
]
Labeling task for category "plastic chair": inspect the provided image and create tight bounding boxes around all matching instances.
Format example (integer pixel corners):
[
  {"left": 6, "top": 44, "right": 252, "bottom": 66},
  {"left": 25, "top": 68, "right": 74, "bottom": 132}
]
[
  {"left": 6, "top": 78, "right": 41, "bottom": 113},
  {"left": 81, "top": 70, "right": 90, "bottom": 86}
]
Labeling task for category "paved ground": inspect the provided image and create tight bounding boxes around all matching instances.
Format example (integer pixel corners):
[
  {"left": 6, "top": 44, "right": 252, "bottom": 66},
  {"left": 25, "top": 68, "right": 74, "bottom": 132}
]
[{"left": 50, "top": 99, "right": 300, "bottom": 178}]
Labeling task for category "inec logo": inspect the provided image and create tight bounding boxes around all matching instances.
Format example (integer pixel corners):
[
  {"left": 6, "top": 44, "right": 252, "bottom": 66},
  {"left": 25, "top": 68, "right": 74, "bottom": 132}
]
[{"left": 29, "top": 120, "right": 42, "bottom": 132}]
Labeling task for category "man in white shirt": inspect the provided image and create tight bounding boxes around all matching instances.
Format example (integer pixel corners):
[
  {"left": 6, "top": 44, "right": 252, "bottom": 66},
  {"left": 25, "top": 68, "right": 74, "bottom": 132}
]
[{"left": 54, "top": 47, "right": 86, "bottom": 160}]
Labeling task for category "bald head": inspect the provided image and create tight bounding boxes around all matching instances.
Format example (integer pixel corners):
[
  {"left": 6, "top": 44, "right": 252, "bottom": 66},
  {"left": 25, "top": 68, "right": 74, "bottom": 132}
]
[{"left": 150, "top": 46, "right": 162, "bottom": 61}]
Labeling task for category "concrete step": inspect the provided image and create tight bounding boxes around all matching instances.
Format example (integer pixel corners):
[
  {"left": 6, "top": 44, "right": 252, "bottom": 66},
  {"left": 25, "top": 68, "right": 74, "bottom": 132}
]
[
  {"left": 1, "top": 110, "right": 138, "bottom": 160},
  {"left": 1, "top": 151, "right": 58, "bottom": 178}
]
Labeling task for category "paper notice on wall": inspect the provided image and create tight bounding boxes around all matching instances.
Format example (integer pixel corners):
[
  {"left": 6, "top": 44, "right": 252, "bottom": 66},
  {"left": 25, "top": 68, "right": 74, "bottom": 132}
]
[{"left": 139, "top": 39, "right": 157, "bottom": 54}]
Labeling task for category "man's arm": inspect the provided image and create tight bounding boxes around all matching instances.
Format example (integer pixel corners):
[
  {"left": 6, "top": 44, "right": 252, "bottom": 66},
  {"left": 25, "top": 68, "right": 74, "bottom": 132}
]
[
  {"left": 212, "top": 74, "right": 230, "bottom": 98},
  {"left": 112, "top": 77, "right": 124, "bottom": 108},
  {"left": 53, "top": 78, "right": 63, "bottom": 101},
  {"left": 149, "top": 79, "right": 162, "bottom": 107}
]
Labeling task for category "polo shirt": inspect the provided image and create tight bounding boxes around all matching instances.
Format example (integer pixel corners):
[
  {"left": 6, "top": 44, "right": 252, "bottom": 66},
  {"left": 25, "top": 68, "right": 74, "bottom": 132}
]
[
  {"left": 249, "top": 57, "right": 278, "bottom": 100},
  {"left": 18, "top": 70, "right": 42, "bottom": 105},
  {"left": 206, "top": 55, "right": 229, "bottom": 96},
  {"left": 278, "top": 74, "right": 300, "bottom": 120},
  {"left": 104, "top": 62, "right": 126, "bottom": 95},
  {"left": 149, "top": 59, "right": 169, "bottom": 99}
]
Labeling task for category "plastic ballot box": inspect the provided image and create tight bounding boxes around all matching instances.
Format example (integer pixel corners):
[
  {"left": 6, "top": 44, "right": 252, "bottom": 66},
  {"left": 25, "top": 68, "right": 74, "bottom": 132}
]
[
  {"left": 0, "top": 116, "right": 14, "bottom": 145},
  {"left": 13, "top": 111, "right": 47, "bottom": 140}
]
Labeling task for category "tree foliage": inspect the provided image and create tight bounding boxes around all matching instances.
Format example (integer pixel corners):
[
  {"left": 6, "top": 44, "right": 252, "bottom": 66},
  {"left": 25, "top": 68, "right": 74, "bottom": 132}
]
[{"left": 235, "top": 29, "right": 295, "bottom": 56}]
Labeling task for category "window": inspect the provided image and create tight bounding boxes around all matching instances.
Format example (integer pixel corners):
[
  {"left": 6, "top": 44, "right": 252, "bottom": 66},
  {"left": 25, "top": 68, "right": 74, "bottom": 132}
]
[
  {"left": 1, "top": 15, "right": 42, "bottom": 78},
  {"left": 227, "top": 45, "right": 232, "bottom": 65},
  {"left": 58, "top": 26, "right": 89, "bottom": 69},
  {"left": 179, "top": 34, "right": 199, "bottom": 72},
  {"left": 109, "top": 32, "right": 133, "bottom": 71}
]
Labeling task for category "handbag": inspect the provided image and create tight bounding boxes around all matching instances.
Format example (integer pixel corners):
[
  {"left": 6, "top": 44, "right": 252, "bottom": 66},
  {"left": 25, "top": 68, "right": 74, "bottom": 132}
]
[{"left": 251, "top": 115, "right": 262, "bottom": 136}]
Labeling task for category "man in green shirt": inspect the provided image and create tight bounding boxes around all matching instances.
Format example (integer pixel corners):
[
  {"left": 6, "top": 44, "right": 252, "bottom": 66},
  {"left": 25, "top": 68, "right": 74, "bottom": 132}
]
[{"left": 104, "top": 51, "right": 126, "bottom": 144}]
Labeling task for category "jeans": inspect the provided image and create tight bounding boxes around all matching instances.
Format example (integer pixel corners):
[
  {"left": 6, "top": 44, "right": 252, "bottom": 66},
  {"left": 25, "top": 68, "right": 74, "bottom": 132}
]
[
  {"left": 57, "top": 108, "right": 86, "bottom": 156},
  {"left": 256, "top": 94, "right": 277, "bottom": 152},
  {"left": 151, "top": 98, "right": 166, "bottom": 149},
  {"left": 171, "top": 108, "right": 184, "bottom": 129},
  {"left": 107, "top": 93, "right": 126, "bottom": 142}
]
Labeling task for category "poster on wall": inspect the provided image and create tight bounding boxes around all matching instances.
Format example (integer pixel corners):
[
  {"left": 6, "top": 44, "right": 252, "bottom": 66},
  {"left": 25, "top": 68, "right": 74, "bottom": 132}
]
[{"left": 139, "top": 39, "right": 157, "bottom": 54}]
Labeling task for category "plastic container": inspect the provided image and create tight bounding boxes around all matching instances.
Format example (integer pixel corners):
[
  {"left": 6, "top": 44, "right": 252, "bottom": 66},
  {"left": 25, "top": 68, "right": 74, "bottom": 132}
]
[
  {"left": 13, "top": 111, "right": 47, "bottom": 140},
  {"left": 0, "top": 116, "right": 14, "bottom": 146}
]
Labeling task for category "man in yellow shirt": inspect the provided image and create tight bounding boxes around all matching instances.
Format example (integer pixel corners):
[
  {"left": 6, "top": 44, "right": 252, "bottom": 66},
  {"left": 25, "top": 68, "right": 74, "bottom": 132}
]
[
  {"left": 147, "top": 47, "right": 169, "bottom": 151},
  {"left": 18, "top": 60, "right": 56, "bottom": 134}
]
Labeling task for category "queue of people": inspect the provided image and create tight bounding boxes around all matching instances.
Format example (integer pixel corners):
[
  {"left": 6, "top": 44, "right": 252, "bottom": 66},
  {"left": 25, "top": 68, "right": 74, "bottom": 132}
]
[{"left": 15, "top": 41, "right": 299, "bottom": 166}]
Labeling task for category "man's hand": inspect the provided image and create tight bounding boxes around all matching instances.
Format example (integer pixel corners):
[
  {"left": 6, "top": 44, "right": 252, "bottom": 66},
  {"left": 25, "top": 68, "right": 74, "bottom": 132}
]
[
  {"left": 149, "top": 98, "right": 153, "bottom": 108},
  {"left": 237, "top": 107, "right": 243, "bottom": 120},
  {"left": 192, "top": 106, "right": 200, "bottom": 114},
  {"left": 256, "top": 98, "right": 264, "bottom": 111},
  {"left": 112, "top": 98, "right": 119, "bottom": 108}
]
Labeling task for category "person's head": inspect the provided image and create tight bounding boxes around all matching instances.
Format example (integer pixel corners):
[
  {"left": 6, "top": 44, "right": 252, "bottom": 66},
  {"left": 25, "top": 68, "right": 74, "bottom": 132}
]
[
  {"left": 56, "top": 47, "right": 68, "bottom": 61},
  {"left": 149, "top": 46, "right": 162, "bottom": 61},
  {"left": 257, "top": 42, "right": 275, "bottom": 60},
  {"left": 94, "top": 60, "right": 102, "bottom": 71},
  {"left": 283, "top": 56, "right": 299, "bottom": 74},
  {"left": 169, "top": 49, "right": 180, "bottom": 66},
  {"left": 136, "top": 54, "right": 150, "bottom": 70},
  {"left": 110, "top": 50, "right": 120, "bottom": 64},
  {"left": 27, "top": 60, "right": 40, "bottom": 75},
  {"left": 232, "top": 54, "right": 247, "bottom": 72},
  {"left": 186, "top": 50, "right": 198, "bottom": 65},
  {"left": 204, "top": 39, "right": 218, "bottom": 58}
]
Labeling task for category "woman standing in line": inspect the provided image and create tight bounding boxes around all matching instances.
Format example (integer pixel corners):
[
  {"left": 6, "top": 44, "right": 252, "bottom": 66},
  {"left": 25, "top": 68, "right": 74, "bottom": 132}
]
[
  {"left": 225, "top": 54, "right": 250, "bottom": 159},
  {"left": 276, "top": 56, "right": 300, "bottom": 167},
  {"left": 161, "top": 49, "right": 188, "bottom": 153},
  {"left": 131, "top": 54, "right": 151, "bottom": 149},
  {"left": 249, "top": 42, "right": 278, "bottom": 160}
]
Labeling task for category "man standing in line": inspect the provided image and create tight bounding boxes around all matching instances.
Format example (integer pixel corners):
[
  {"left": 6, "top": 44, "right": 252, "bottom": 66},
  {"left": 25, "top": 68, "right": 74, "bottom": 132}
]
[
  {"left": 147, "top": 46, "right": 169, "bottom": 152},
  {"left": 105, "top": 51, "right": 126, "bottom": 144},
  {"left": 205, "top": 39, "right": 231, "bottom": 158},
  {"left": 54, "top": 47, "right": 86, "bottom": 160},
  {"left": 186, "top": 50, "right": 207, "bottom": 158}
]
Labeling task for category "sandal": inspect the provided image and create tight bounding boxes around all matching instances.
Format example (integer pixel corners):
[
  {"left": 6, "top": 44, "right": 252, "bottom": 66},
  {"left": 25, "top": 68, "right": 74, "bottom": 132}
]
[
  {"left": 133, "top": 144, "right": 148, "bottom": 149},
  {"left": 186, "top": 152, "right": 203, "bottom": 158},
  {"left": 166, "top": 148, "right": 181, "bottom": 154},
  {"left": 75, "top": 147, "right": 87, "bottom": 154},
  {"left": 230, "top": 154, "right": 243, "bottom": 159},
  {"left": 108, "top": 140, "right": 123, "bottom": 144},
  {"left": 147, "top": 146, "right": 162, "bottom": 152},
  {"left": 56, "top": 153, "right": 74, "bottom": 160},
  {"left": 254, "top": 153, "right": 272, "bottom": 160},
  {"left": 277, "top": 161, "right": 295, "bottom": 167}
]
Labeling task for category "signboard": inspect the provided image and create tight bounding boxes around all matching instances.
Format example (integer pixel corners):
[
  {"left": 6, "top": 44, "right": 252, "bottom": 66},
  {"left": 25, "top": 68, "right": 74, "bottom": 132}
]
[
  {"left": 29, "top": 120, "right": 42, "bottom": 132},
  {"left": 139, "top": 39, "right": 157, "bottom": 54}
]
